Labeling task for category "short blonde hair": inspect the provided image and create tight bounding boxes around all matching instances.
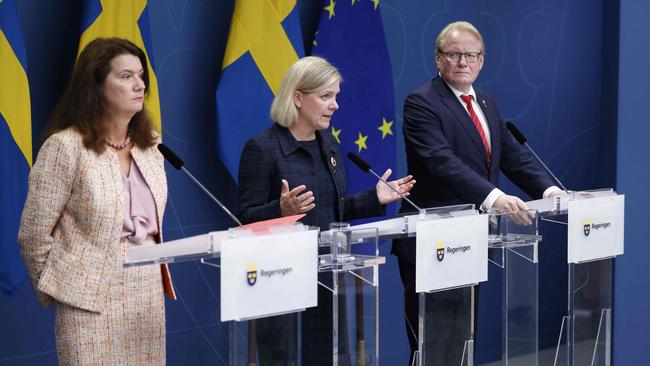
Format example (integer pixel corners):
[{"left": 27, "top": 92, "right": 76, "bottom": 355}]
[
  {"left": 435, "top": 21, "right": 485, "bottom": 56},
  {"left": 270, "top": 56, "right": 342, "bottom": 128}
]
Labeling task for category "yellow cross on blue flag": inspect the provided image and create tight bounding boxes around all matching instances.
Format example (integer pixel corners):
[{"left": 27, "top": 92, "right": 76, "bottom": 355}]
[
  {"left": 0, "top": 0, "right": 31, "bottom": 296},
  {"left": 79, "top": 0, "right": 162, "bottom": 131},
  {"left": 311, "top": 0, "right": 396, "bottom": 203},
  {"left": 216, "top": 0, "right": 305, "bottom": 181}
]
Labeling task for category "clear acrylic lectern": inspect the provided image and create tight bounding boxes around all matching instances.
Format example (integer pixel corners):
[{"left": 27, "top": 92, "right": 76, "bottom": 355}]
[
  {"left": 481, "top": 209, "right": 542, "bottom": 366},
  {"left": 527, "top": 189, "right": 624, "bottom": 366},
  {"left": 124, "top": 222, "right": 319, "bottom": 366},
  {"left": 319, "top": 223, "right": 384, "bottom": 366},
  {"left": 349, "top": 204, "right": 485, "bottom": 366}
]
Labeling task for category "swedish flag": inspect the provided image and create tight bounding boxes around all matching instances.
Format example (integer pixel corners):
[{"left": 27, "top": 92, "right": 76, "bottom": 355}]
[
  {"left": 311, "top": 0, "right": 396, "bottom": 202},
  {"left": 79, "top": 0, "right": 162, "bottom": 131},
  {"left": 216, "top": 0, "right": 305, "bottom": 181},
  {"left": 0, "top": 0, "right": 31, "bottom": 296}
]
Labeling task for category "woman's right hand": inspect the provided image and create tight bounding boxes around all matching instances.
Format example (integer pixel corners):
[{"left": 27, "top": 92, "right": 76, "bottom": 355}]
[{"left": 280, "top": 179, "right": 315, "bottom": 216}]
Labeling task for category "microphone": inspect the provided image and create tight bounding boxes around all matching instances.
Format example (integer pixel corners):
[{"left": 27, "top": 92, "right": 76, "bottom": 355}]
[
  {"left": 346, "top": 152, "right": 422, "bottom": 212},
  {"left": 505, "top": 122, "right": 568, "bottom": 192},
  {"left": 157, "top": 144, "right": 243, "bottom": 226},
  {"left": 157, "top": 144, "right": 184, "bottom": 169}
]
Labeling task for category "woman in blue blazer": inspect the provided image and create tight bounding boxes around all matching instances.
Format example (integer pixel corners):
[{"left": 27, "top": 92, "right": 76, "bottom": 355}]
[{"left": 238, "top": 56, "right": 414, "bottom": 365}]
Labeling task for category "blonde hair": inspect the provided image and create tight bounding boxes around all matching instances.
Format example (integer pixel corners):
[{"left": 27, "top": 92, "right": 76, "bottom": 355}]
[
  {"left": 270, "top": 56, "right": 342, "bottom": 128},
  {"left": 435, "top": 21, "right": 485, "bottom": 56}
]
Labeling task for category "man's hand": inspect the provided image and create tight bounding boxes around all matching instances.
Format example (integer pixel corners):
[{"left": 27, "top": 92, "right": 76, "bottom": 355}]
[
  {"left": 549, "top": 189, "right": 569, "bottom": 198},
  {"left": 280, "top": 179, "right": 315, "bottom": 216},
  {"left": 493, "top": 194, "right": 533, "bottom": 225}
]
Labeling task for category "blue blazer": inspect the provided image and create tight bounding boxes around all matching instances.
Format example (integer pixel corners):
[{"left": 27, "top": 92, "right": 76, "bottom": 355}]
[
  {"left": 237, "top": 123, "right": 384, "bottom": 229},
  {"left": 393, "top": 77, "right": 554, "bottom": 263}
]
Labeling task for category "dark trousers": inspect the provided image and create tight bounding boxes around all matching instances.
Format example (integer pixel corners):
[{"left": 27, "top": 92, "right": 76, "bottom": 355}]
[
  {"left": 397, "top": 259, "right": 474, "bottom": 366},
  {"left": 255, "top": 314, "right": 298, "bottom": 365},
  {"left": 255, "top": 274, "right": 351, "bottom": 365},
  {"left": 301, "top": 283, "right": 351, "bottom": 366}
]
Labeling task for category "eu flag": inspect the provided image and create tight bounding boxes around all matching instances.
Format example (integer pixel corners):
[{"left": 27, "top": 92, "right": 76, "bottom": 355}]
[
  {"left": 311, "top": 0, "right": 396, "bottom": 208},
  {"left": 78, "top": 0, "right": 162, "bottom": 131},
  {"left": 216, "top": 0, "right": 305, "bottom": 181},
  {"left": 0, "top": 0, "right": 31, "bottom": 296}
]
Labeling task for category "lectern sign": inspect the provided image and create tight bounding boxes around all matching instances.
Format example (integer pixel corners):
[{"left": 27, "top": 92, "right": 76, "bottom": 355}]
[
  {"left": 220, "top": 230, "right": 318, "bottom": 321},
  {"left": 415, "top": 214, "right": 488, "bottom": 293},
  {"left": 568, "top": 195, "right": 624, "bottom": 263}
]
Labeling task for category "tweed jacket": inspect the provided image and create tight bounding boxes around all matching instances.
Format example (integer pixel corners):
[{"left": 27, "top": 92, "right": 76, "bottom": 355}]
[
  {"left": 237, "top": 123, "right": 384, "bottom": 227},
  {"left": 18, "top": 128, "right": 176, "bottom": 312}
]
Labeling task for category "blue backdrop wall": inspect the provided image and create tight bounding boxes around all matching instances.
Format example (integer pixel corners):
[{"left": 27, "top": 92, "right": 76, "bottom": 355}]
[
  {"left": 1, "top": 0, "right": 646, "bottom": 365},
  {"left": 614, "top": 1, "right": 650, "bottom": 365}
]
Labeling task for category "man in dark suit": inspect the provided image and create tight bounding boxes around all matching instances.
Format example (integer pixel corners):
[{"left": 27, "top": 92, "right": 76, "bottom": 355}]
[{"left": 392, "top": 21, "right": 563, "bottom": 364}]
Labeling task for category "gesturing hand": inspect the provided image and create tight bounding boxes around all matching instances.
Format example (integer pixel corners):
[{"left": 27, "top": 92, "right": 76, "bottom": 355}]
[
  {"left": 376, "top": 169, "right": 416, "bottom": 205},
  {"left": 280, "top": 179, "right": 315, "bottom": 217}
]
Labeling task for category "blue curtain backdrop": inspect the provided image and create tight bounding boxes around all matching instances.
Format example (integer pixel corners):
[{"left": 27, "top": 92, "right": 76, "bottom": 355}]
[{"left": 1, "top": 0, "right": 647, "bottom": 365}]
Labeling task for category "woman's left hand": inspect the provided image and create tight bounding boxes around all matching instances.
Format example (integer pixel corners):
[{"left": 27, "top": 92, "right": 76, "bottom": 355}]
[{"left": 376, "top": 169, "right": 416, "bottom": 205}]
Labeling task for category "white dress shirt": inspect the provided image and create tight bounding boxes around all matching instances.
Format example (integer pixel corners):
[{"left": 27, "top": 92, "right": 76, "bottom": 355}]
[{"left": 445, "top": 80, "right": 559, "bottom": 210}]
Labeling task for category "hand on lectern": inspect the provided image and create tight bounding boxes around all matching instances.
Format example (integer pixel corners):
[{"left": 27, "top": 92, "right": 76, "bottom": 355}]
[
  {"left": 493, "top": 194, "right": 534, "bottom": 225},
  {"left": 549, "top": 189, "right": 569, "bottom": 198},
  {"left": 280, "top": 179, "right": 315, "bottom": 216}
]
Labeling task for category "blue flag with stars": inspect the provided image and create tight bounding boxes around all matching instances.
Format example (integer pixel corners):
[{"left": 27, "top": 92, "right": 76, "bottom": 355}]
[{"left": 311, "top": 0, "right": 396, "bottom": 212}]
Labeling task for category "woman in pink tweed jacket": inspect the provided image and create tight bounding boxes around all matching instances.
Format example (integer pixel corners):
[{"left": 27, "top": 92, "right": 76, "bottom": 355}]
[{"left": 18, "top": 38, "right": 175, "bottom": 365}]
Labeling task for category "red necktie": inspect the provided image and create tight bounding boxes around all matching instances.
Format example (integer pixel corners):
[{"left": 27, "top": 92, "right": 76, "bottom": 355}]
[{"left": 460, "top": 94, "right": 491, "bottom": 162}]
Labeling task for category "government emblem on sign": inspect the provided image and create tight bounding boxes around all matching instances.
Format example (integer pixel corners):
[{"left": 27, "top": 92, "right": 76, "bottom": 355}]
[
  {"left": 436, "top": 242, "right": 445, "bottom": 262},
  {"left": 246, "top": 263, "right": 258, "bottom": 286}
]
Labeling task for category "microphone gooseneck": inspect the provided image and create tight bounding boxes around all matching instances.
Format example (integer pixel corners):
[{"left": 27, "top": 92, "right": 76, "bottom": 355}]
[
  {"left": 505, "top": 122, "right": 568, "bottom": 192},
  {"left": 346, "top": 152, "right": 422, "bottom": 212},
  {"left": 157, "top": 143, "right": 243, "bottom": 226}
]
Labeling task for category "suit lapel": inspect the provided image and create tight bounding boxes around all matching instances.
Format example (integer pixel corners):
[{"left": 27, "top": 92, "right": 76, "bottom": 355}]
[
  {"left": 317, "top": 130, "right": 345, "bottom": 220},
  {"left": 130, "top": 146, "right": 165, "bottom": 232},
  {"left": 317, "top": 130, "right": 344, "bottom": 197},
  {"left": 434, "top": 78, "right": 488, "bottom": 161},
  {"left": 476, "top": 91, "right": 497, "bottom": 151},
  {"left": 130, "top": 145, "right": 176, "bottom": 300},
  {"left": 476, "top": 90, "right": 500, "bottom": 169}
]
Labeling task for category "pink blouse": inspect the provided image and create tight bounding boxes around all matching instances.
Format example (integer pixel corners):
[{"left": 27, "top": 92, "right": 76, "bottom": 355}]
[{"left": 121, "top": 159, "right": 158, "bottom": 243}]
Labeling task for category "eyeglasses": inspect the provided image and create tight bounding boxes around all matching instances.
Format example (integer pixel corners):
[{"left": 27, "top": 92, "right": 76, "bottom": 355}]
[{"left": 439, "top": 51, "right": 483, "bottom": 63}]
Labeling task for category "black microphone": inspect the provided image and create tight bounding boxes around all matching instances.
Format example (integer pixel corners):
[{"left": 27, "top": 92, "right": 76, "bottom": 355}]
[
  {"left": 505, "top": 122, "right": 527, "bottom": 145},
  {"left": 157, "top": 143, "right": 184, "bottom": 169},
  {"left": 505, "top": 122, "right": 568, "bottom": 192},
  {"left": 346, "top": 152, "right": 371, "bottom": 172},
  {"left": 346, "top": 152, "right": 422, "bottom": 212},
  {"left": 157, "top": 143, "right": 242, "bottom": 226}
]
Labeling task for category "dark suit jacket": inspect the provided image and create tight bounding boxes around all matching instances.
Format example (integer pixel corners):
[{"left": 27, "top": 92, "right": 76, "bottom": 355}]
[
  {"left": 238, "top": 123, "right": 384, "bottom": 229},
  {"left": 392, "top": 77, "right": 555, "bottom": 263}
]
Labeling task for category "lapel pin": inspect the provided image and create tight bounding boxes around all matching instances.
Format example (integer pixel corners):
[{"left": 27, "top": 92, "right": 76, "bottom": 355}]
[{"left": 481, "top": 99, "right": 487, "bottom": 108}]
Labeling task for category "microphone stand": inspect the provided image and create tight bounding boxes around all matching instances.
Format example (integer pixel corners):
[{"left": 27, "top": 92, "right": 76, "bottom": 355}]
[
  {"left": 520, "top": 143, "right": 568, "bottom": 192},
  {"left": 178, "top": 166, "right": 243, "bottom": 226}
]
